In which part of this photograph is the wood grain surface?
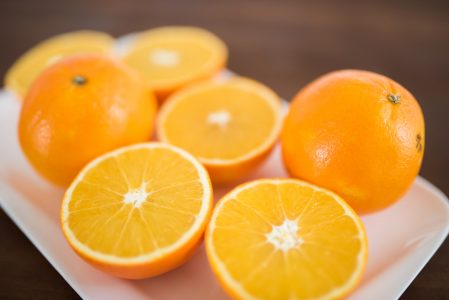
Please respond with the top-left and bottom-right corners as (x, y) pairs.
(0, 0), (448, 299)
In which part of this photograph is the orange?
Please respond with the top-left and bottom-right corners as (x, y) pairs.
(206, 179), (368, 299)
(123, 26), (228, 101)
(157, 77), (282, 184)
(281, 70), (425, 214)
(4, 30), (114, 98)
(61, 143), (212, 279)
(19, 54), (157, 187)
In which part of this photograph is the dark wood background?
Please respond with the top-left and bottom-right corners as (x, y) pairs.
(1, 0), (448, 299)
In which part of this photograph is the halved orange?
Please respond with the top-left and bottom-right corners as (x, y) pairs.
(5, 30), (114, 97)
(122, 26), (228, 101)
(61, 143), (212, 279)
(206, 179), (368, 299)
(157, 77), (282, 184)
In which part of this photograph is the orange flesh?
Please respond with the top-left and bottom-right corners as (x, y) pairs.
(159, 78), (280, 162)
(125, 41), (215, 85)
(123, 27), (227, 97)
(207, 180), (367, 299)
(64, 145), (208, 259)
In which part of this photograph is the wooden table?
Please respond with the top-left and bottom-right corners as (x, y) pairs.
(1, 0), (448, 299)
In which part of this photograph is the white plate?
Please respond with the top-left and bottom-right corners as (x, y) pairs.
(1, 81), (449, 300)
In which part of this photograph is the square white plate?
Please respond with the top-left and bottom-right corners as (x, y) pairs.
(1, 83), (448, 300)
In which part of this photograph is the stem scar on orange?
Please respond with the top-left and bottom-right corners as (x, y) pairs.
(18, 54), (158, 187)
(281, 69), (425, 214)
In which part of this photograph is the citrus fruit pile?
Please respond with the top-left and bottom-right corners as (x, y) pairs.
(6, 27), (424, 299)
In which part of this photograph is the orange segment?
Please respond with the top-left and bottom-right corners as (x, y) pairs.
(61, 143), (212, 279)
(157, 77), (282, 184)
(206, 179), (368, 299)
(123, 26), (228, 100)
(4, 31), (114, 97)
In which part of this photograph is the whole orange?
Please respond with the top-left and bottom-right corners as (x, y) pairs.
(19, 54), (157, 186)
(281, 70), (425, 214)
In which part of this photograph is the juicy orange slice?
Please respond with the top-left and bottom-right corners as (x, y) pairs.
(5, 30), (114, 97)
(206, 179), (368, 299)
(123, 26), (228, 100)
(157, 77), (282, 184)
(61, 143), (212, 279)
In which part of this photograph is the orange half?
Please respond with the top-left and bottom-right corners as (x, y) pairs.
(157, 77), (282, 184)
(123, 26), (228, 100)
(206, 179), (368, 299)
(61, 143), (213, 279)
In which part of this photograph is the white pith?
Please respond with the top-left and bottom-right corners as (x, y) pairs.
(207, 109), (231, 130)
(266, 219), (303, 252)
(150, 49), (180, 67)
(123, 182), (148, 208)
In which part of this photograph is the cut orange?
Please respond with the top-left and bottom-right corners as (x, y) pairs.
(206, 179), (368, 300)
(5, 30), (114, 98)
(61, 143), (212, 279)
(122, 26), (228, 101)
(157, 77), (282, 184)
